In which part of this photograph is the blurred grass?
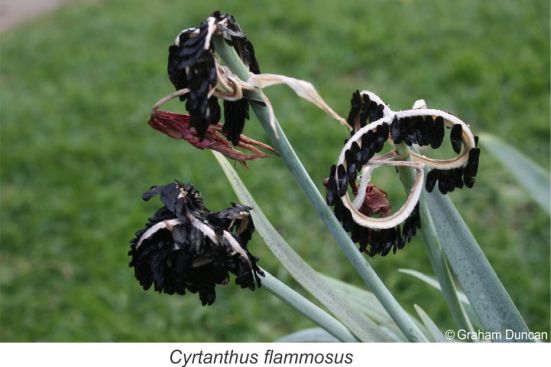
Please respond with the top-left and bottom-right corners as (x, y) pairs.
(0, 0), (549, 341)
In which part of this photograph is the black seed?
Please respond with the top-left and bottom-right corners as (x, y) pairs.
(464, 173), (475, 188)
(445, 171), (457, 193)
(453, 168), (464, 189)
(360, 94), (371, 127)
(390, 116), (402, 143)
(342, 207), (354, 232)
(395, 226), (406, 249)
(347, 90), (362, 130)
(464, 148), (480, 188)
(351, 223), (362, 243)
(415, 116), (428, 146)
(379, 122), (390, 141)
(361, 133), (375, 163)
(344, 149), (357, 184)
(431, 116), (445, 149)
(450, 124), (463, 154)
(325, 165), (337, 206)
(359, 227), (370, 252)
(241, 40), (261, 74)
(403, 117), (418, 146)
(351, 142), (362, 165)
(223, 99), (249, 145)
(425, 169), (439, 192)
(337, 164), (348, 197)
(333, 198), (344, 221)
(380, 240), (394, 256)
(438, 175), (448, 194)
(348, 162), (357, 185)
(345, 149), (355, 167)
(413, 203), (421, 229)
(380, 229), (397, 256)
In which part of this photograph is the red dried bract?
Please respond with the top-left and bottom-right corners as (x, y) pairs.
(148, 110), (277, 166)
(357, 184), (392, 217)
(322, 179), (392, 217)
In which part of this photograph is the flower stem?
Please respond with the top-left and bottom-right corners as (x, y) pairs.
(395, 144), (474, 332)
(260, 269), (358, 342)
(213, 37), (427, 342)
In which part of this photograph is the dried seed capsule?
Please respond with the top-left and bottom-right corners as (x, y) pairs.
(129, 181), (262, 305)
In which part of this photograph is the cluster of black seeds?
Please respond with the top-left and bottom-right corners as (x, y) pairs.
(390, 114), (481, 194)
(390, 115), (445, 149)
(129, 181), (262, 306)
(334, 195), (421, 256)
(425, 147), (480, 194)
(167, 11), (260, 144)
(347, 90), (386, 133)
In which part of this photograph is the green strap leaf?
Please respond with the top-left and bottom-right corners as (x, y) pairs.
(399, 268), (483, 329)
(479, 133), (550, 214)
(413, 304), (448, 342)
(399, 269), (469, 304)
(425, 191), (531, 340)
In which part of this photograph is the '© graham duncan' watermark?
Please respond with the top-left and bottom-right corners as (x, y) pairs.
(445, 329), (548, 342)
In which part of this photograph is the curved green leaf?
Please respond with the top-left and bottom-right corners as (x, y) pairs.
(479, 133), (550, 214)
(399, 269), (469, 304)
(413, 304), (448, 342)
(399, 268), (483, 329)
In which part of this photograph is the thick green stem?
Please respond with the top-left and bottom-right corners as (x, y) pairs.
(213, 37), (427, 342)
(261, 270), (357, 342)
(395, 144), (473, 332)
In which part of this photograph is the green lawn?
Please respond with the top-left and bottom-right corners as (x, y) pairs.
(1, 0), (549, 341)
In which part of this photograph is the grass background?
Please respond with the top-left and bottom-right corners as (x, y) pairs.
(1, 0), (549, 341)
